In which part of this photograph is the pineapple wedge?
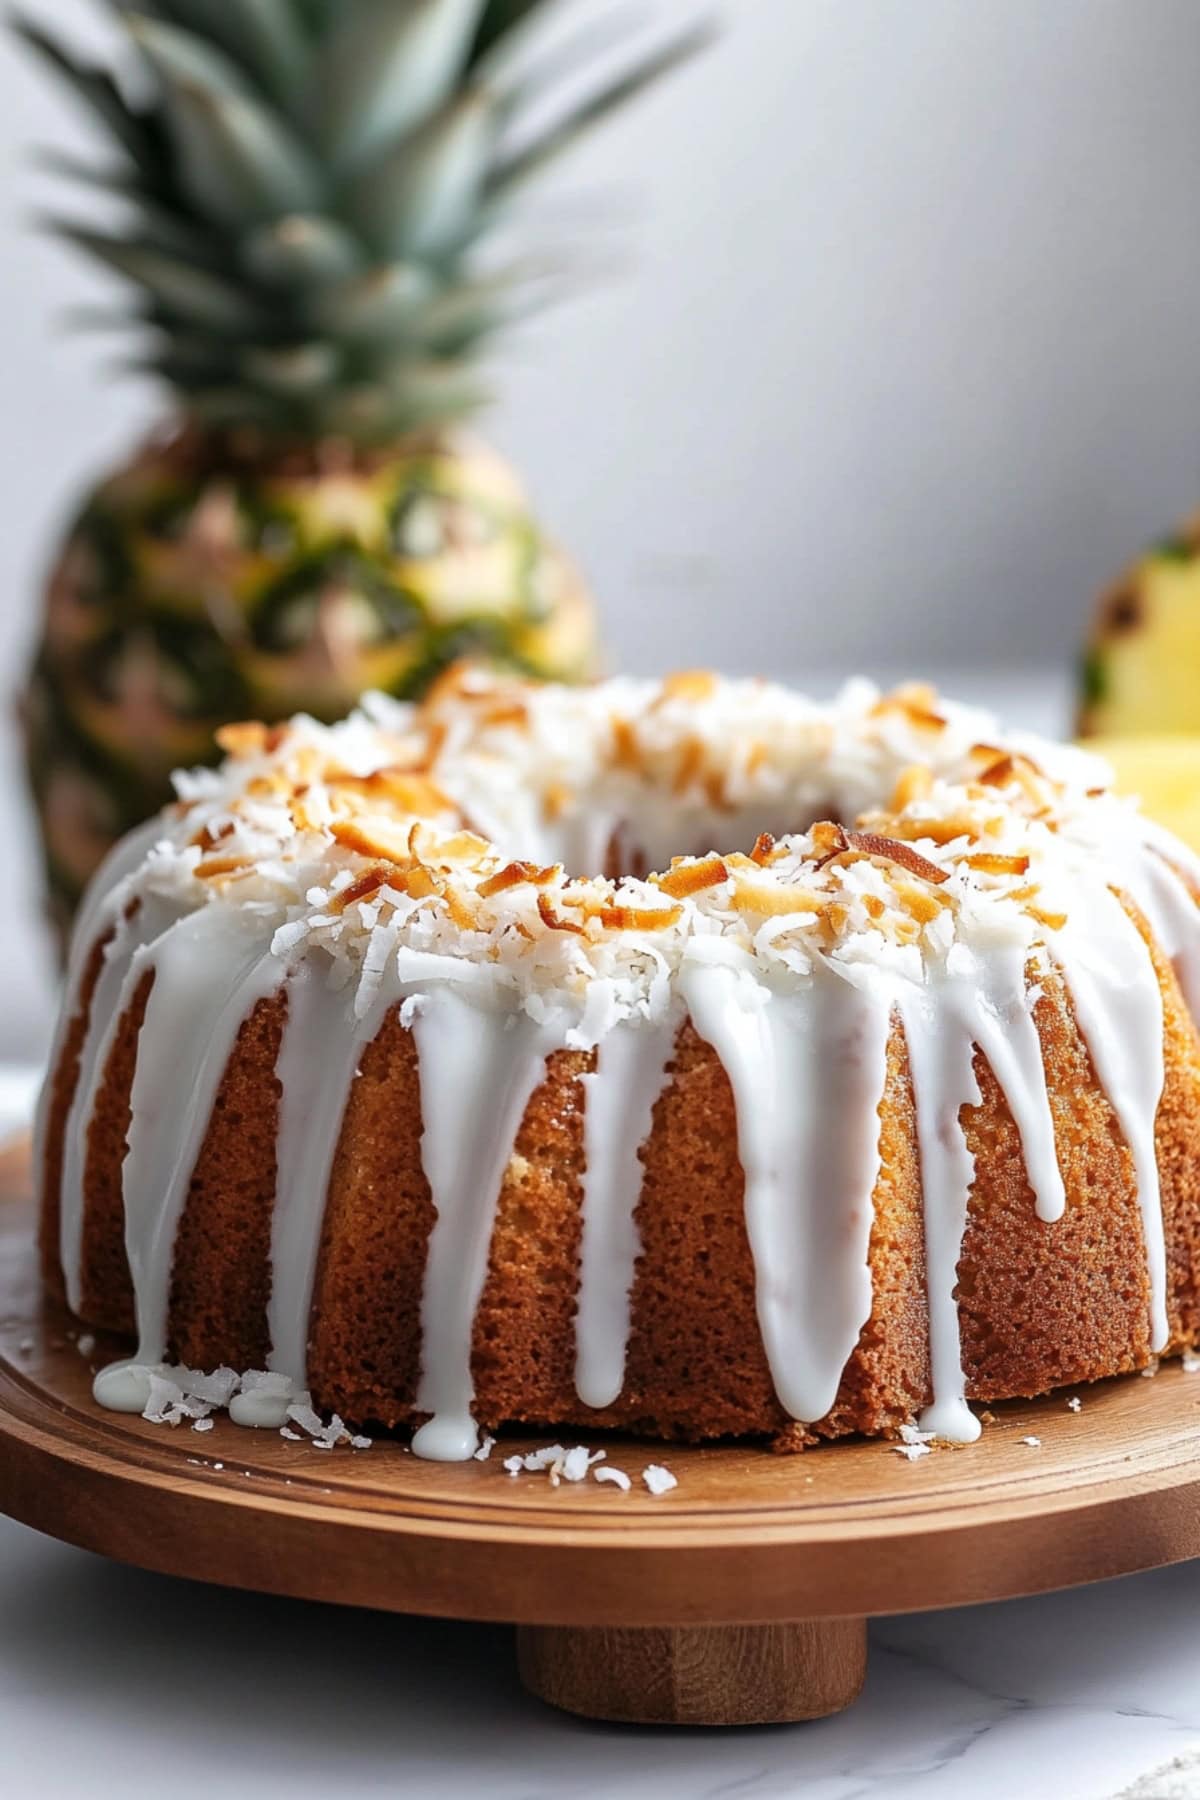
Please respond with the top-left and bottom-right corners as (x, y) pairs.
(1080, 526), (1200, 736)
(1082, 735), (1200, 855)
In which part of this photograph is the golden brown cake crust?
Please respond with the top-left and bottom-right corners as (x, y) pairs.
(167, 992), (287, 1373)
(77, 969), (151, 1334)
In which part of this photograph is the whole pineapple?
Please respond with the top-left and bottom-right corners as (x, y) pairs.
(19, 1), (707, 937)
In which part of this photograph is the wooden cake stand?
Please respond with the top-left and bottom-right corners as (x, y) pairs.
(3, 1145), (1200, 1728)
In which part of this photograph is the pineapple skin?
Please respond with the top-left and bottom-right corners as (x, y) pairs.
(1079, 520), (1200, 736)
(25, 425), (597, 937)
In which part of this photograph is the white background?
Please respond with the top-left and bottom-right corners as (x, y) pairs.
(2, 0), (1200, 1047)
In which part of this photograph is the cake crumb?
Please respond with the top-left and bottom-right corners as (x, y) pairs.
(643, 1464), (677, 1496)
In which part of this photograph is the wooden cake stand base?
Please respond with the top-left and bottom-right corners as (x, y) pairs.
(4, 1150), (1200, 1727)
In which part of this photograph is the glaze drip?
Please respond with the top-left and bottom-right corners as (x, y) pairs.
(264, 957), (396, 1404)
(575, 1010), (680, 1411)
(1050, 885), (1169, 1353)
(410, 989), (563, 1460)
(681, 950), (890, 1427)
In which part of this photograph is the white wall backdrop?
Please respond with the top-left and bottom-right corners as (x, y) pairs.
(1, 0), (1200, 1047)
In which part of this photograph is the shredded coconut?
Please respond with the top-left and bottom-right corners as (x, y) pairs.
(117, 669), (1137, 1046)
(1019, 1435), (1042, 1447)
(642, 1464), (677, 1495)
(594, 1466), (632, 1492)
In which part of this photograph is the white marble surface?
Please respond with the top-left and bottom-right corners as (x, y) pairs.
(1, 1510), (1199, 1800)
(4, 663), (1199, 1800)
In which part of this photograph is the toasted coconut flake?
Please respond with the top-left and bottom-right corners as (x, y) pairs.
(192, 819), (235, 851)
(1027, 903), (1068, 931)
(611, 716), (640, 771)
(871, 684), (947, 729)
(892, 813), (984, 848)
(442, 884), (476, 931)
(657, 669), (718, 705)
(895, 881), (949, 923)
(330, 863), (398, 913)
(672, 737), (705, 795)
(194, 855), (250, 881)
(655, 856), (729, 899)
(478, 860), (559, 899)
(430, 831), (493, 867)
(399, 864), (438, 901)
(892, 764), (934, 810)
(537, 893), (587, 935)
(480, 700), (529, 730)
(833, 828), (951, 887)
(750, 832), (777, 865)
(596, 901), (684, 932)
(731, 880), (823, 919)
(216, 720), (275, 758)
(966, 851), (1031, 876)
(543, 781), (573, 821)
(330, 818), (411, 865)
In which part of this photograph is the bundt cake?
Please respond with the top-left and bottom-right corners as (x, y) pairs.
(34, 669), (1200, 1460)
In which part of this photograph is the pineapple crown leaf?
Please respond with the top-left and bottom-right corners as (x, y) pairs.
(18, 0), (714, 445)
(320, 0), (490, 173)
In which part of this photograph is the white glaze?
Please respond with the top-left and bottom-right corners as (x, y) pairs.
(1050, 884), (1169, 1353)
(896, 980), (984, 1443)
(410, 988), (563, 1460)
(58, 890), (179, 1313)
(264, 955), (395, 1404)
(33, 814), (170, 1281)
(680, 950), (890, 1427)
(1126, 826), (1200, 1022)
(575, 1010), (680, 1410)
